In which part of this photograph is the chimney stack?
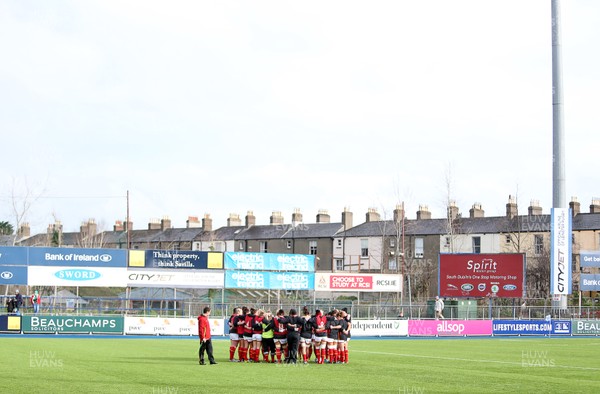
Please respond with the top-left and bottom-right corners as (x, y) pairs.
(124, 219), (133, 231)
(506, 195), (518, 218)
(186, 216), (201, 228)
(316, 209), (330, 223)
(148, 218), (161, 230)
(17, 223), (30, 239)
(366, 208), (380, 223)
(528, 200), (542, 216)
(447, 200), (460, 221)
(393, 204), (405, 223)
(569, 197), (580, 216)
(113, 220), (124, 232)
(202, 214), (213, 232)
(291, 208), (303, 225)
(80, 219), (97, 238)
(469, 203), (484, 218)
(227, 213), (242, 227)
(245, 211), (256, 227)
(161, 216), (172, 231)
(416, 205), (431, 220)
(270, 211), (284, 225)
(342, 208), (353, 230)
(590, 198), (600, 214)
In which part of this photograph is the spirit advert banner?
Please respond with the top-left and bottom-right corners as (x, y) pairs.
(439, 253), (525, 298)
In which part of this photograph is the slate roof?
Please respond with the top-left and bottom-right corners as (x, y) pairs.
(334, 213), (598, 238)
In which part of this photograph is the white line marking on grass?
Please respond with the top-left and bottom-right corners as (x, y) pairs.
(353, 350), (600, 371)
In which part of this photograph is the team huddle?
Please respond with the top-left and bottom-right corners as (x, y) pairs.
(228, 306), (352, 364)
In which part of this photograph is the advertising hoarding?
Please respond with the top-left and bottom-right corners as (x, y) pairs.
(351, 320), (408, 336)
(0, 246), (28, 266)
(314, 273), (402, 292)
(0, 265), (27, 285)
(491, 320), (571, 335)
(408, 320), (492, 336)
(439, 253), (525, 298)
(28, 266), (128, 287)
(551, 208), (572, 295)
(126, 269), (224, 288)
(580, 251), (600, 268)
(580, 274), (600, 291)
(128, 250), (223, 269)
(224, 252), (315, 272)
(572, 320), (600, 335)
(123, 317), (224, 336)
(225, 271), (314, 290)
(28, 247), (126, 267)
(22, 315), (124, 334)
(0, 315), (21, 333)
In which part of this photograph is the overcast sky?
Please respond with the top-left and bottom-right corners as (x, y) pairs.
(1, 0), (598, 234)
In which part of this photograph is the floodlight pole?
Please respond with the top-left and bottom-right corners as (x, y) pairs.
(551, 0), (567, 310)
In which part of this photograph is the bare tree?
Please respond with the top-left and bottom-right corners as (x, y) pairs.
(7, 177), (46, 245)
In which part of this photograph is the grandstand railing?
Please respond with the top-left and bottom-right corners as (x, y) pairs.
(3, 295), (599, 320)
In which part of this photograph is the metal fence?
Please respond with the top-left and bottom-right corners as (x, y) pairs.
(3, 295), (600, 320)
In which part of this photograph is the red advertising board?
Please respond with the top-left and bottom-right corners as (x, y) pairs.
(330, 275), (373, 290)
(439, 253), (525, 298)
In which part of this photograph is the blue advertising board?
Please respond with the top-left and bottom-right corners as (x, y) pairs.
(224, 252), (315, 272)
(270, 272), (314, 290)
(225, 270), (268, 289)
(580, 251), (600, 268)
(551, 320), (571, 335)
(225, 270), (315, 290)
(580, 274), (600, 291)
(130, 250), (222, 269)
(492, 320), (552, 335)
(28, 247), (126, 267)
(0, 246), (28, 266)
(0, 266), (28, 285)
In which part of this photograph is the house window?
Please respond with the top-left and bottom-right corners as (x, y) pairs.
(505, 234), (511, 244)
(260, 241), (268, 253)
(389, 258), (397, 271)
(389, 238), (396, 248)
(361, 239), (369, 257)
(534, 235), (544, 255)
(415, 237), (424, 258)
(445, 236), (451, 247)
(286, 240), (292, 249)
(335, 259), (344, 271)
(309, 240), (317, 255)
(472, 236), (481, 254)
(238, 241), (244, 250)
(336, 239), (342, 248)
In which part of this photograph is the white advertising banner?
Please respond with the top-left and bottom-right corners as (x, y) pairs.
(551, 208), (572, 295)
(315, 273), (402, 292)
(124, 317), (225, 336)
(127, 269), (225, 288)
(351, 319), (408, 336)
(27, 266), (127, 287)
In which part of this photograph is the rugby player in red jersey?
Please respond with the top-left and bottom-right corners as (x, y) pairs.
(341, 307), (352, 363)
(312, 309), (328, 364)
(272, 309), (288, 363)
(337, 311), (349, 363)
(299, 307), (314, 364)
(235, 306), (248, 361)
(325, 311), (342, 363)
(243, 308), (257, 362)
(251, 309), (264, 362)
(228, 307), (241, 362)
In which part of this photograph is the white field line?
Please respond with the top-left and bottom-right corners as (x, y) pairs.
(352, 350), (600, 371)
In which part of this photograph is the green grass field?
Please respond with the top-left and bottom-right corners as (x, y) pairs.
(3, 336), (600, 393)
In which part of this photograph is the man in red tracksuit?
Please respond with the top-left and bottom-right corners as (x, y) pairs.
(198, 306), (217, 365)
